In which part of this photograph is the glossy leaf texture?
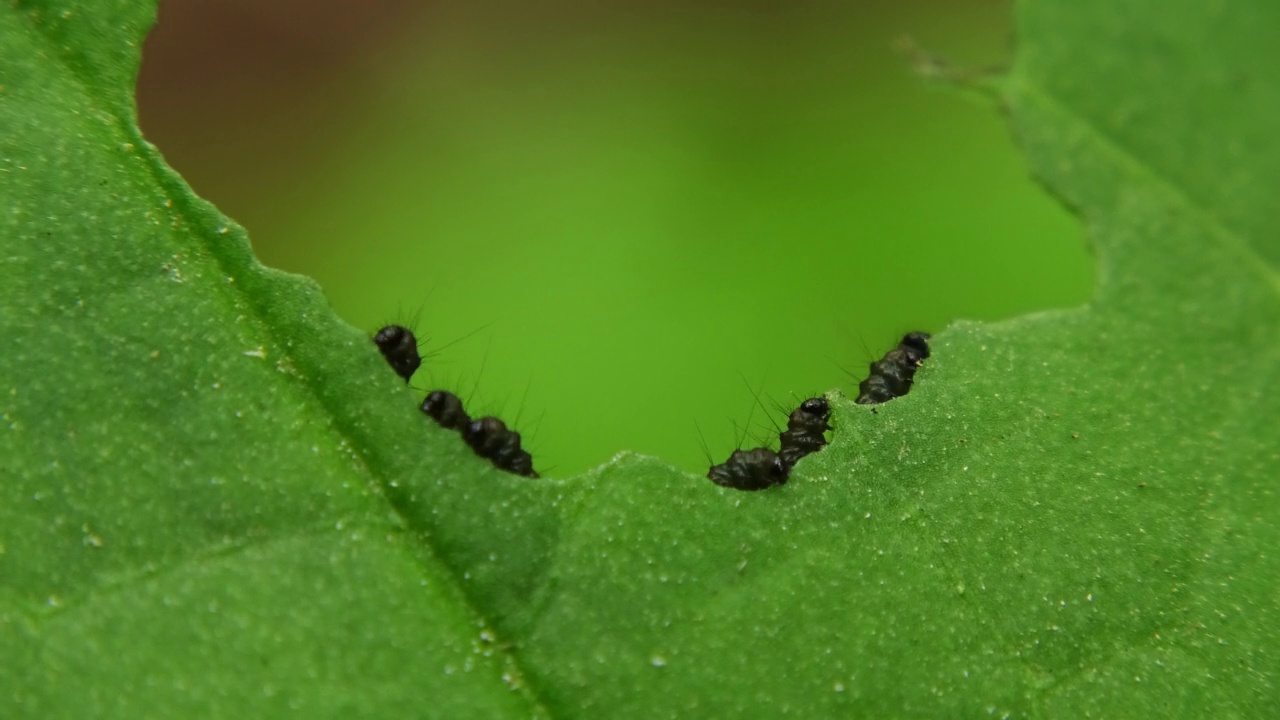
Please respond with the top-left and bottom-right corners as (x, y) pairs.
(2, 0), (1277, 717)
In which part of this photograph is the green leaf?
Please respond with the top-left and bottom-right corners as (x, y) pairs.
(3, 0), (1277, 717)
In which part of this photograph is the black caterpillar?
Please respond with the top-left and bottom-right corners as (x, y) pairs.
(706, 395), (831, 491)
(420, 389), (538, 478)
(373, 321), (491, 384)
(778, 397), (831, 468)
(856, 331), (930, 404)
(462, 415), (538, 478)
(421, 389), (470, 432)
(373, 325), (421, 383)
(708, 447), (787, 490)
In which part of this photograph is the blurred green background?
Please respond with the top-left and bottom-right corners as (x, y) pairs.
(136, 0), (1090, 476)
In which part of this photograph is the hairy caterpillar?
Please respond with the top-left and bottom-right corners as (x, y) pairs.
(707, 446), (788, 491)
(421, 389), (470, 432)
(462, 415), (539, 478)
(778, 397), (830, 469)
(419, 389), (538, 478)
(704, 395), (830, 490)
(372, 324), (421, 383)
(856, 331), (930, 404)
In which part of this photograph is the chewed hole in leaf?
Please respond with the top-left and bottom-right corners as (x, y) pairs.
(137, 2), (1090, 475)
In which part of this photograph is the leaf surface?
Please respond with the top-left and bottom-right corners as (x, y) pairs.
(2, 0), (1277, 716)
